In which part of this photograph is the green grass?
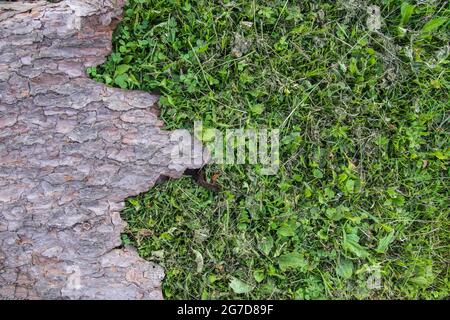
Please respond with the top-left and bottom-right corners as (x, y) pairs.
(89, 0), (449, 299)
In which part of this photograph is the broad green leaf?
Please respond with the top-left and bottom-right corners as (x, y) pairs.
(335, 258), (354, 279)
(258, 236), (273, 255)
(208, 274), (218, 283)
(313, 169), (323, 179)
(342, 232), (369, 258)
(400, 2), (414, 25)
(114, 74), (128, 89)
(421, 17), (448, 34)
(409, 265), (434, 288)
(253, 270), (265, 283)
(229, 278), (253, 294)
(201, 129), (216, 142)
(115, 64), (131, 75)
(326, 208), (343, 221)
(128, 198), (141, 212)
(251, 104), (265, 115)
(409, 276), (433, 287)
(278, 252), (307, 271)
(376, 231), (395, 253)
(277, 224), (296, 237)
(345, 179), (355, 193)
(104, 74), (112, 85)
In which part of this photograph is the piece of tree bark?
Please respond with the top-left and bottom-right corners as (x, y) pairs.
(0, 0), (203, 299)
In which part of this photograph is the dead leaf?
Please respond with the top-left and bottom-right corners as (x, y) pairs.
(138, 229), (153, 237)
(211, 172), (221, 183)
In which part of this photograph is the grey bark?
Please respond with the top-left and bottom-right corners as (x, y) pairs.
(0, 0), (202, 299)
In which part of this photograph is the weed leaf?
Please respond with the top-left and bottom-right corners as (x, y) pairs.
(229, 278), (253, 294)
(278, 252), (307, 271)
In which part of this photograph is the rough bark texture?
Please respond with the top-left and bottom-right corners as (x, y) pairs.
(0, 0), (202, 299)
